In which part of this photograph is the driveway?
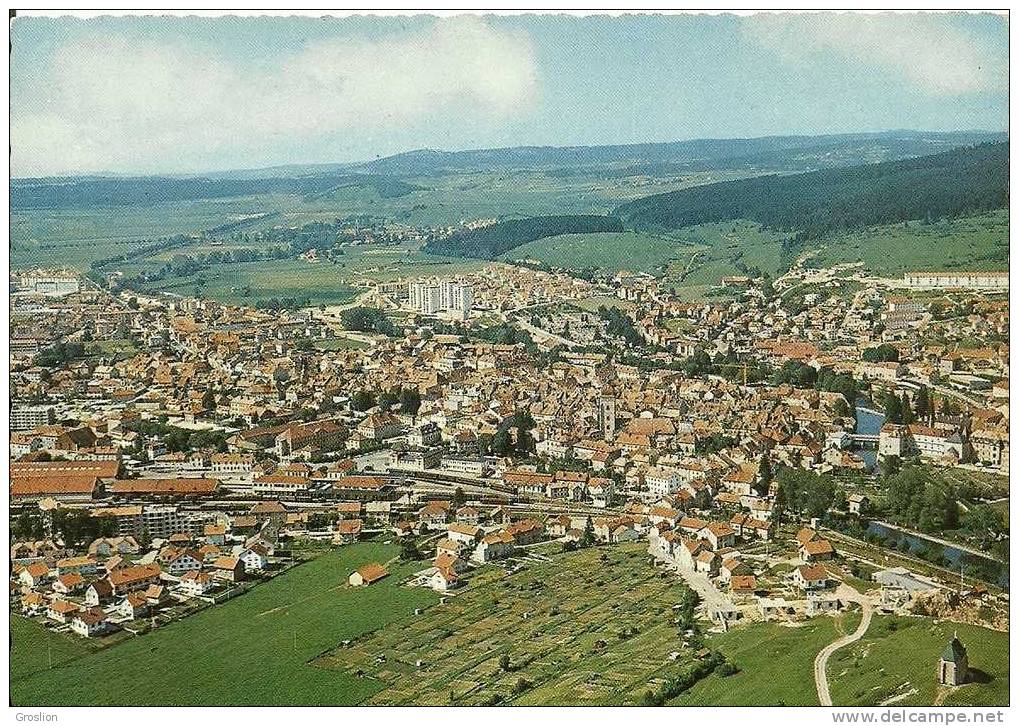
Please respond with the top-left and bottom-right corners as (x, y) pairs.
(814, 584), (874, 706)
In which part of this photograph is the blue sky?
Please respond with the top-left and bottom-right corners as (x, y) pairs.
(10, 12), (1008, 177)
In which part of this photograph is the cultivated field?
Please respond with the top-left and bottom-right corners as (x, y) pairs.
(10, 543), (437, 706)
(314, 544), (713, 705)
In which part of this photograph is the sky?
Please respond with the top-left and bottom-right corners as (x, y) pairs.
(9, 12), (1009, 178)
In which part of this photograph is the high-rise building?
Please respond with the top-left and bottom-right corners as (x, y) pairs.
(407, 279), (473, 319)
(11, 405), (56, 432)
(598, 397), (616, 441)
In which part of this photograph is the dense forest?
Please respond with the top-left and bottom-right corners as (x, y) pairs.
(615, 142), (1009, 238)
(425, 214), (623, 259)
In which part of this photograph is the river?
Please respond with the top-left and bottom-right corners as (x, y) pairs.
(853, 404), (1008, 588)
(854, 404), (885, 470)
(866, 521), (1009, 589)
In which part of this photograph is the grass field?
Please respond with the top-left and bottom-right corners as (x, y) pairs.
(128, 243), (489, 306)
(671, 614), (861, 706)
(807, 211), (1008, 275)
(10, 617), (92, 683)
(828, 616), (1009, 707)
(10, 195), (296, 270)
(10, 543), (438, 706)
(665, 220), (791, 285)
(499, 219), (789, 295)
(134, 259), (361, 305)
(501, 231), (694, 274)
(314, 337), (371, 351)
(315, 544), (706, 705)
(571, 294), (637, 313)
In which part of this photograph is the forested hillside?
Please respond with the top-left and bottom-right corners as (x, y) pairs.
(615, 142), (1008, 238)
(362, 131), (1005, 176)
(11, 173), (419, 209)
(425, 215), (623, 259)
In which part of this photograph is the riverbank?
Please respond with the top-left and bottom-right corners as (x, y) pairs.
(873, 520), (993, 560)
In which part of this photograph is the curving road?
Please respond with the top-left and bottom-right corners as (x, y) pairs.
(814, 587), (873, 706)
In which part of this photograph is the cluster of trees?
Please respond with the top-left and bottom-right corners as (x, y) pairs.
(862, 344), (900, 363)
(12, 510), (47, 541)
(770, 361), (858, 417)
(350, 390), (376, 412)
(425, 214), (624, 259)
(50, 508), (118, 548)
(34, 341), (87, 368)
(883, 386), (939, 425)
(340, 307), (399, 336)
(478, 410), (537, 457)
(400, 537), (422, 561)
(673, 587), (702, 632)
(678, 348), (772, 385)
(563, 517), (598, 551)
(960, 504), (1008, 552)
(695, 433), (738, 455)
(773, 468), (837, 523)
(475, 323), (536, 349)
(254, 297), (313, 312)
(597, 306), (644, 347)
(881, 465), (959, 532)
(127, 419), (228, 453)
(617, 142), (1008, 239)
(640, 650), (733, 706)
(350, 386), (421, 415)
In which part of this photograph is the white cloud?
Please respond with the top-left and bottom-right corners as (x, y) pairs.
(11, 16), (539, 176)
(742, 13), (1006, 96)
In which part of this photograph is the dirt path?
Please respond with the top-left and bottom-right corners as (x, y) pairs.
(814, 587), (874, 706)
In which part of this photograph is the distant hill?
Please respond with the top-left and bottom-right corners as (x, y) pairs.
(425, 215), (623, 260)
(360, 131), (1006, 176)
(10, 173), (419, 210)
(615, 142), (1009, 238)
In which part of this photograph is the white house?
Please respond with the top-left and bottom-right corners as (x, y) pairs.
(70, 609), (110, 638)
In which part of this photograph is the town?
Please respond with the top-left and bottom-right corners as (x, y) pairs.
(8, 10), (1010, 711)
(9, 247), (1010, 706)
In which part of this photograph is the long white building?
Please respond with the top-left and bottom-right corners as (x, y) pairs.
(15, 270), (81, 296)
(902, 271), (1008, 290)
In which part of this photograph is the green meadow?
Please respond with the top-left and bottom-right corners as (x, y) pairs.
(808, 211), (1008, 275)
(129, 244), (489, 306)
(828, 616), (1009, 707)
(10, 543), (438, 706)
(671, 614), (861, 706)
(501, 230), (695, 274)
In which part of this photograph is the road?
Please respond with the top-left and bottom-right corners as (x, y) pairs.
(515, 318), (580, 349)
(655, 555), (734, 614)
(814, 585), (873, 706)
(312, 288), (377, 322)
